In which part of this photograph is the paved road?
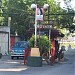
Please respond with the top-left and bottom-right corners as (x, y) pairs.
(0, 49), (75, 75)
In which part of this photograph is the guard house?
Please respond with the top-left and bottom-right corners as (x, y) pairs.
(25, 24), (63, 40)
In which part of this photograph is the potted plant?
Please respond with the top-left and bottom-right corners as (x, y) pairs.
(27, 35), (51, 67)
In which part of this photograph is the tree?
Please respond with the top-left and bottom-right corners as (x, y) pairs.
(0, 0), (75, 40)
(0, 0), (32, 39)
(55, 0), (75, 33)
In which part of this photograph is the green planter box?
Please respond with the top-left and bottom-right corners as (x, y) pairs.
(27, 56), (42, 67)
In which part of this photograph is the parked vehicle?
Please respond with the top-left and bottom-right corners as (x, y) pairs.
(11, 41), (29, 59)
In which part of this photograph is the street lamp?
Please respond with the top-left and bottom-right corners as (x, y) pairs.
(31, 4), (49, 47)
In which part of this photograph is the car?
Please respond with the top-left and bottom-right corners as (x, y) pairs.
(11, 41), (29, 59)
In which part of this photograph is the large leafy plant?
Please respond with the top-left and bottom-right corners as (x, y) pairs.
(29, 35), (51, 55)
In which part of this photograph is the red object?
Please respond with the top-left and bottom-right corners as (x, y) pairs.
(51, 48), (55, 56)
(50, 48), (55, 64)
(24, 48), (31, 65)
(51, 39), (55, 49)
(50, 39), (55, 64)
(10, 37), (15, 50)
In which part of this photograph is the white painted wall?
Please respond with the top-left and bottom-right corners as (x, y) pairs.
(0, 26), (10, 55)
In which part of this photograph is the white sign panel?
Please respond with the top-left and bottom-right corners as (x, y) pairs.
(36, 8), (44, 21)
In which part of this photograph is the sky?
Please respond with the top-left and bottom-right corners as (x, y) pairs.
(55, 0), (75, 10)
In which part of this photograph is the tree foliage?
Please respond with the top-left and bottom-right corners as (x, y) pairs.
(0, 0), (75, 39)
(55, 0), (75, 33)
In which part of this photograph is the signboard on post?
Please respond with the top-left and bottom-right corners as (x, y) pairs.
(37, 25), (52, 29)
(36, 8), (44, 21)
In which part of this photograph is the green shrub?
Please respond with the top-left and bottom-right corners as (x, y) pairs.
(29, 35), (51, 55)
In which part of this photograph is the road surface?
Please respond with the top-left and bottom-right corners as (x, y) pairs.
(0, 49), (75, 75)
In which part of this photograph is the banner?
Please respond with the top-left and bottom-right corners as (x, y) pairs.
(36, 7), (44, 21)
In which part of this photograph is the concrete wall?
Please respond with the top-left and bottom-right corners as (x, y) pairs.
(0, 26), (10, 55)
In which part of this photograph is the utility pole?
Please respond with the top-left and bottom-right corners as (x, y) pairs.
(48, 5), (51, 40)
